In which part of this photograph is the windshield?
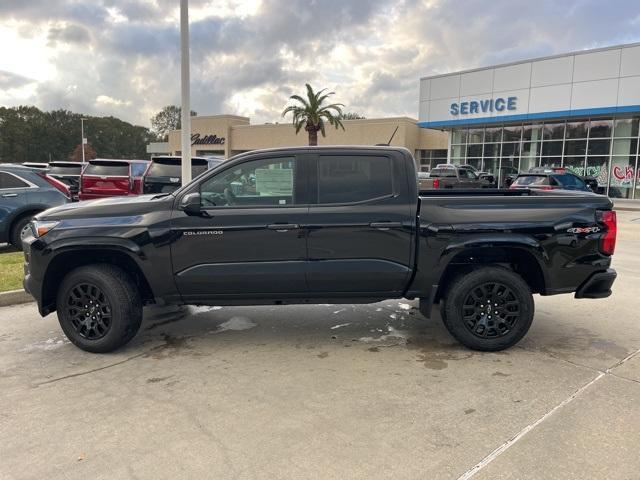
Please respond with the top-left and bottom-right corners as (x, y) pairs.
(84, 162), (130, 176)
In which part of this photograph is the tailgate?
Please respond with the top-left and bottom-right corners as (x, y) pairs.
(81, 176), (130, 196)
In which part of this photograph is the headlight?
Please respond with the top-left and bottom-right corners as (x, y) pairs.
(31, 220), (60, 238)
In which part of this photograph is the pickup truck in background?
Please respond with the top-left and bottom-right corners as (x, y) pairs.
(422, 164), (493, 189)
(22, 146), (617, 353)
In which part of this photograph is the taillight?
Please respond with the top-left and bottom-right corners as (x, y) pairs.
(433, 178), (440, 189)
(38, 173), (71, 199)
(538, 185), (554, 191)
(598, 210), (617, 255)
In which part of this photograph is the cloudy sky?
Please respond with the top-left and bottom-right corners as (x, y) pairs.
(1, 0), (639, 127)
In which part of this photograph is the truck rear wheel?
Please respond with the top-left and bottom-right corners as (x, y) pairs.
(56, 264), (142, 353)
(441, 266), (534, 351)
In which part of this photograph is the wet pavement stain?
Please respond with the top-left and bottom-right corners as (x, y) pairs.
(367, 347), (380, 352)
(464, 408), (476, 415)
(317, 352), (329, 359)
(406, 333), (475, 370)
(145, 334), (205, 359)
(492, 371), (510, 377)
(147, 376), (172, 383)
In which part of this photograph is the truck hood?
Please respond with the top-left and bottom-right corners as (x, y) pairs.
(36, 194), (174, 220)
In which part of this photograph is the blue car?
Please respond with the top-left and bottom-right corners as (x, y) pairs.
(0, 164), (71, 250)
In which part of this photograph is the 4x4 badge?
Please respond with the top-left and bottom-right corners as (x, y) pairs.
(567, 227), (600, 234)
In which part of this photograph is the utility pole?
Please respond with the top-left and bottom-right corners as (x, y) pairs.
(80, 118), (87, 163)
(180, 0), (192, 185)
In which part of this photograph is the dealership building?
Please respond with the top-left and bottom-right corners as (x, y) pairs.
(147, 115), (449, 170)
(418, 42), (640, 198)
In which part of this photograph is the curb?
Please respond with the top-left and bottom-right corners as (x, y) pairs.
(0, 289), (33, 308)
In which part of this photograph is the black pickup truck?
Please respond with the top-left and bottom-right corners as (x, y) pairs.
(22, 146), (617, 353)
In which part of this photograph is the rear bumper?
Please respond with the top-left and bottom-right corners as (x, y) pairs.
(575, 269), (617, 299)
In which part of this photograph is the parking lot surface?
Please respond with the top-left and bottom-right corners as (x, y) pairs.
(1, 212), (639, 479)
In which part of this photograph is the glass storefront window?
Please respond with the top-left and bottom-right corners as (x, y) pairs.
(543, 122), (565, 140)
(542, 140), (563, 156)
(501, 142), (520, 157)
(521, 141), (539, 158)
(585, 156), (609, 187)
(589, 119), (613, 138)
(523, 125), (542, 141)
(565, 121), (589, 139)
(468, 128), (484, 143)
(608, 156), (635, 198)
(482, 158), (499, 174)
(614, 118), (639, 138)
(466, 158), (482, 170)
(502, 125), (522, 142)
(483, 143), (500, 157)
(563, 157), (586, 176)
(519, 156), (538, 172)
(541, 157), (562, 167)
(452, 129), (468, 144)
(467, 144), (482, 157)
(485, 127), (502, 143)
(451, 144), (466, 158)
(587, 139), (611, 155)
(564, 140), (587, 156)
(612, 138), (638, 156)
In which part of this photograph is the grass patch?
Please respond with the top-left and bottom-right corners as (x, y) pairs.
(0, 251), (24, 292)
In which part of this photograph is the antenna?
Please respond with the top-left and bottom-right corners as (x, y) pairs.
(387, 126), (399, 145)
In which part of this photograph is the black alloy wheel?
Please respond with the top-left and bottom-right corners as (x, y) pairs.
(66, 282), (113, 340)
(461, 282), (520, 339)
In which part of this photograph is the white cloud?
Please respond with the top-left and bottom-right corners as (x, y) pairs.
(0, 0), (639, 127)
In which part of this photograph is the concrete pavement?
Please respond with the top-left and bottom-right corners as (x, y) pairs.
(0, 211), (639, 479)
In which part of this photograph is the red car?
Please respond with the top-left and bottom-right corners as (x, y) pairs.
(79, 159), (149, 200)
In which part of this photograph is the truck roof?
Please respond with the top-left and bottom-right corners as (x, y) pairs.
(230, 145), (412, 161)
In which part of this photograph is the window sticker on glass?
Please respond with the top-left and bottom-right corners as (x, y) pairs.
(255, 168), (293, 196)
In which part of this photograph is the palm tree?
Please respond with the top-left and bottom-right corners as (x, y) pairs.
(282, 84), (345, 146)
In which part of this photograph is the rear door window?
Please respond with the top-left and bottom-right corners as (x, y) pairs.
(0, 171), (29, 189)
(317, 155), (393, 204)
(553, 174), (586, 190)
(147, 158), (208, 177)
(84, 162), (130, 176)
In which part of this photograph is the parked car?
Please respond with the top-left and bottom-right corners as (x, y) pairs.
(511, 169), (592, 192)
(422, 164), (492, 189)
(528, 166), (603, 193)
(23, 146), (616, 353)
(0, 164), (70, 250)
(438, 163), (495, 185)
(22, 162), (49, 170)
(79, 159), (148, 200)
(142, 156), (224, 194)
(47, 161), (84, 200)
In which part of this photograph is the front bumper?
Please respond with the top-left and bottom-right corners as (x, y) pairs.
(575, 268), (617, 299)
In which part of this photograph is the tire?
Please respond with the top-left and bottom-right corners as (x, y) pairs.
(56, 264), (143, 353)
(10, 215), (33, 250)
(441, 266), (534, 351)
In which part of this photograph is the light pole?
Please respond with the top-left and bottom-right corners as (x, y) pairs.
(80, 117), (88, 163)
(180, 0), (192, 185)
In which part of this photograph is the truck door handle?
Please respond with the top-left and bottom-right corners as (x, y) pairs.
(2, 193), (18, 198)
(369, 222), (402, 230)
(267, 223), (299, 232)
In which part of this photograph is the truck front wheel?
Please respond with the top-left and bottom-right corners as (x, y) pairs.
(441, 266), (534, 351)
(56, 264), (143, 353)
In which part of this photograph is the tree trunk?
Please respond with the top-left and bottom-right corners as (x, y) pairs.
(308, 128), (318, 146)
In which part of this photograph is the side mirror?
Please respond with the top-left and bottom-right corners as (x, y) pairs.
(179, 192), (201, 214)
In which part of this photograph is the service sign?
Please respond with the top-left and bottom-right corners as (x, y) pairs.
(450, 96), (518, 116)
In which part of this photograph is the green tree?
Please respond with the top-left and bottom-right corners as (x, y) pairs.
(150, 105), (197, 140)
(282, 84), (345, 146)
(339, 112), (365, 120)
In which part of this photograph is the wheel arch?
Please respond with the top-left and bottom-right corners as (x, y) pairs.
(434, 245), (546, 304)
(41, 247), (155, 315)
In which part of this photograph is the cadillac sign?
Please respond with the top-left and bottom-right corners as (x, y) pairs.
(191, 133), (225, 145)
